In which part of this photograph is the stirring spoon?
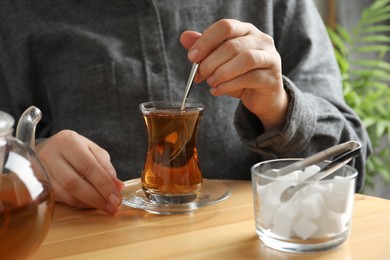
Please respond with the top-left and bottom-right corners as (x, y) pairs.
(161, 63), (199, 165)
(181, 63), (199, 110)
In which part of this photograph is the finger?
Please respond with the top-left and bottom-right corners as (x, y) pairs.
(209, 69), (281, 97)
(196, 37), (251, 82)
(50, 177), (91, 209)
(199, 32), (276, 81)
(48, 154), (114, 213)
(188, 19), (256, 63)
(180, 31), (202, 50)
(87, 140), (116, 176)
(88, 141), (125, 191)
(61, 137), (122, 209)
(206, 49), (279, 87)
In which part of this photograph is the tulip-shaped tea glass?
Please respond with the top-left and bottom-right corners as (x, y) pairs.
(139, 101), (204, 204)
(251, 159), (357, 253)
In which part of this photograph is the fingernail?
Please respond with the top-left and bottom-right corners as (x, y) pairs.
(194, 74), (200, 83)
(188, 49), (199, 61)
(109, 193), (121, 206)
(117, 181), (125, 191)
(210, 88), (218, 96)
(106, 203), (118, 215)
(207, 76), (215, 86)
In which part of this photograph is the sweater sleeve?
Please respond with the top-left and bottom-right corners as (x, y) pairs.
(234, 0), (371, 192)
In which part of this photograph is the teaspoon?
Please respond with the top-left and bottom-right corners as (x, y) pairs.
(181, 63), (199, 110)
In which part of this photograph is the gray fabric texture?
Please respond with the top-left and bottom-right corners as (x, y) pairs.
(0, 0), (371, 191)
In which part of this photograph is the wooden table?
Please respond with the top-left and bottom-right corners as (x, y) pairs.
(32, 180), (390, 259)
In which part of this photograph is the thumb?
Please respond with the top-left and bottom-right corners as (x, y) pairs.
(180, 31), (202, 50)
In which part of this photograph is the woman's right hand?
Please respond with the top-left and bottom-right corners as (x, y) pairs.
(36, 130), (124, 215)
(180, 19), (287, 131)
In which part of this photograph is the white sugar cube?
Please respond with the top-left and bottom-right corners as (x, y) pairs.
(305, 165), (321, 174)
(272, 223), (293, 238)
(313, 211), (345, 238)
(297, 165), (321, 181)
(324, 192), (350, 214)
(270, 170), (299, 195)
(300, 193), (324, 219)
(293, 217), (318, 240)
(257, 184), (280, 227)
(332, 176), (354, 197)
(271, 196), (299, 238)
(279, 170), (300, 181)
(272, 203), (299, 232)
(290, 186), (309, 208)
(307, 183), (329, 194)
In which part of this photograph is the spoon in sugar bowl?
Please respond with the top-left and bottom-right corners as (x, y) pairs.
(270, 141), (362, 202)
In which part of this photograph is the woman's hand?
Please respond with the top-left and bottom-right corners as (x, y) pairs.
(180, 19), (289, 131)
(36, 130), (124, 215)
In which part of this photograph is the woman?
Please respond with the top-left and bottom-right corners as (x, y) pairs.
(0, 0), (371, 214)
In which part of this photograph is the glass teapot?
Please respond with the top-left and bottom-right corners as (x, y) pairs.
(0, 106), (55, 259)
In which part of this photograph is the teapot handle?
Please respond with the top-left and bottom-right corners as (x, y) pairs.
(15, 106), (42, 151)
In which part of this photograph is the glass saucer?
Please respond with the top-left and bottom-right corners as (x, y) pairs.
(121, 178), (231, 215)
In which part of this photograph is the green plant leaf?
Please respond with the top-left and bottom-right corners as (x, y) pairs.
(344, 91), (361, 107)
(361, 81), (389, 90)
(358, 35), (390, 43)
(366, 3), (390, 17)
(363, 117), (377, 128)
(361, 25), (390, 34)
(376, 121), (388, 137)
(379, 169), (390, 182)
(375, 103), (390, 116)
(371, 154), (384, 167)
(367, 4), (390, 16)
(362, 2), (390, 24)
(354, 45), (390, 52)
(327, 28), (349, 55)
(369, 0), (390, 10)
(334, 49), (350, 72)
(365, 13), (390, 25)
(336, 25), (352, 43)
(351, 59), (390, 71)
(351, 69), (390, 80)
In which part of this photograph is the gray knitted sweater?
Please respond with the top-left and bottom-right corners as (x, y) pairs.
(0, 0), (370, 190)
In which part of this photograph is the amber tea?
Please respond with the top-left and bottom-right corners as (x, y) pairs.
(140, 101), (204, 204)
(0, 173), (55, 259)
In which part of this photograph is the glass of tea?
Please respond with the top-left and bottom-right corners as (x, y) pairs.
(139, 101), (205, 204)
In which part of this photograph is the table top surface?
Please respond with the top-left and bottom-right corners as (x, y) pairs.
(32, 179), (390, 260)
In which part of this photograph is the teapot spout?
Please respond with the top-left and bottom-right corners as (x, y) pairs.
(15, 106), (42, 150)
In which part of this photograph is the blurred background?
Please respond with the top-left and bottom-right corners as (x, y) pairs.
(314, 0), (390, 199)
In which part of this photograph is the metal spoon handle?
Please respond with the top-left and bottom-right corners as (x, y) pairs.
(279, 141), (361, 202)
(276, 141), (361, 176)
(280, 156), (354, 202)
(181, 63), (199, 110)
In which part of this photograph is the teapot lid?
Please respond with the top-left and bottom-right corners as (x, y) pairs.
(0, 110), (15, 136)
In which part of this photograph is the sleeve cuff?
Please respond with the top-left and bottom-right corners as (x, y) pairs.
(234, 76), (317, 157)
